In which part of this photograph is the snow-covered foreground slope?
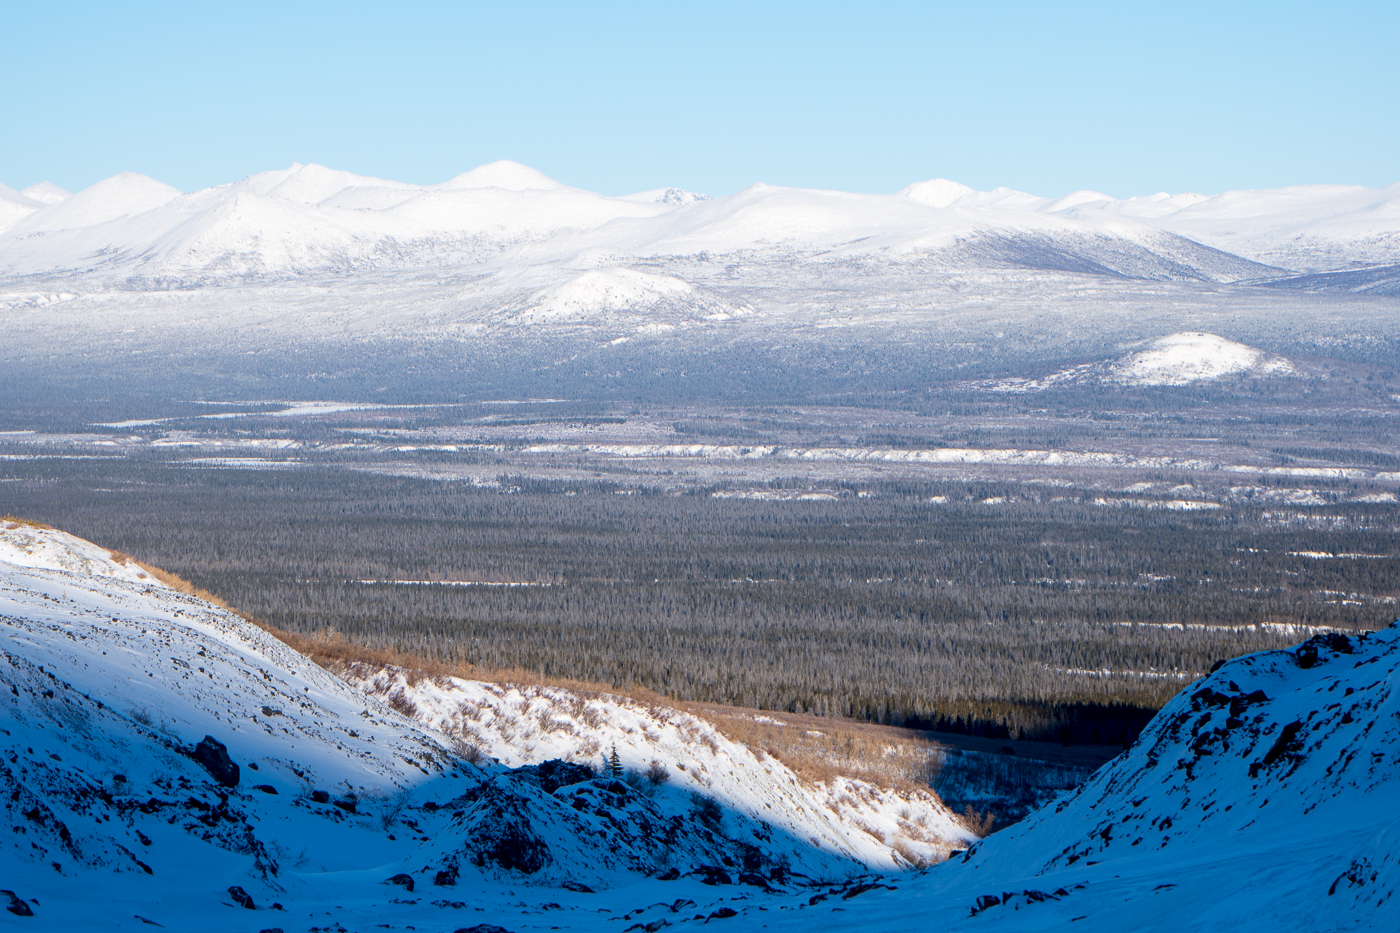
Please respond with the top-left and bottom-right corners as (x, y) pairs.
(2, 525), (1397, 930)
(344, 667), (968, 874)
(0, 522), (972, 929)
(799, 622), (1400, 932)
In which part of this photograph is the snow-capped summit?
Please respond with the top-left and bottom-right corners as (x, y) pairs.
(19, 181), (70, 205)
(439, 159), (566, 191)
(7, 170), (180, 234)
(618, 187), (712, 206)
(899, 178), (978, 208)
(265, 162), (418, 205)
(980, 332), (1297, 393)
(0, 183), (43, 233)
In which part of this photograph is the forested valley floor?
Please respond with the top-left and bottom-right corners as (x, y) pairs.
(5, 381), (1395, 748)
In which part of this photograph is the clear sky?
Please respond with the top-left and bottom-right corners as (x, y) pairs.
(4, 0), (1396, 198)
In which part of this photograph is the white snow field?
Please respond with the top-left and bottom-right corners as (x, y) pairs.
(0, 522), (974, 930)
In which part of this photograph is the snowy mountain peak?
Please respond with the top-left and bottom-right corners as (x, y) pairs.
(981, 332), (1297, 393)
(899, 178), (977, 208)
(440, 159), (565, 191)
(265, 162), (419, 204)
(20, 181), (71, 205)
(10, 170), (181, 234)
(619, 187), (713, 206)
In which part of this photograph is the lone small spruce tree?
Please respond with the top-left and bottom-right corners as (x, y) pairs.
(608, 745), (622, 778)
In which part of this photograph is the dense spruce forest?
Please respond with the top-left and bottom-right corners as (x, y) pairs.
(7, 451), (1394, 745)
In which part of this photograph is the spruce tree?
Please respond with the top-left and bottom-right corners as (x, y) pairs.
(608, 745), (622, 778)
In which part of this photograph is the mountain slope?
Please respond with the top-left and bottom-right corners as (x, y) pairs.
(0, 521), (971, 928)
(906, 176), (1400, 273)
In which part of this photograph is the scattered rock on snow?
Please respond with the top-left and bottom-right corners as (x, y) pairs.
(193, 736), (239, 787)
(693, 865), (732, 886)
(2, 890), (34, 916)
(383, 873), (415, 892)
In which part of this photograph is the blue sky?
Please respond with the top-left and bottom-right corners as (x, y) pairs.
(4, 0), (1396, 198)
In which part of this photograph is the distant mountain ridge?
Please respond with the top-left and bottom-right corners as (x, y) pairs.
(3, 162), (1392, 286)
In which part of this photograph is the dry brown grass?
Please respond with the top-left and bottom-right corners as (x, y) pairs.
(2, 515), (55, 530)
(690, 702), (947, 794)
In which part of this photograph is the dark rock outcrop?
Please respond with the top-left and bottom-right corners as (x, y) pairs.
(535, 759), (597, 794)
(193, 736), (239, 787)
(383, 873), (415, 892)
(2, 891), (33, 917)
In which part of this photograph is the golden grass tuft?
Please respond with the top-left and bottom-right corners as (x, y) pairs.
(2, 515), (55, 530)
(691, 702), (946, 795)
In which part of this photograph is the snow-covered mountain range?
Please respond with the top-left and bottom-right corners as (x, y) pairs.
(2, 521), (1397, 930)
(1, 161), (1396, 395)
(2, 161), (1393, 284)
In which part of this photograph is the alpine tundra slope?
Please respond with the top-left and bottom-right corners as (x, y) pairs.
(1, 521), (1396, 930)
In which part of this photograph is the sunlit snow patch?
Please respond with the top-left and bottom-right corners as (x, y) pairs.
(1108, 332), (1296, 386)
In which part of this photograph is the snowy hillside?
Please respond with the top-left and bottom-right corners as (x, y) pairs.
(982, 332), (1299, 392)
(0, 521), (973, 929)
(901, 176), (1400, 274)
(705, 621), (1400, 932)
(880, 621), (1400, 930)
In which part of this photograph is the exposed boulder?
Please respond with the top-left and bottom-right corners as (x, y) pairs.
(383, 873), (415, 892)
(193, 736), (239, 787)
(2, 891), (34, 917)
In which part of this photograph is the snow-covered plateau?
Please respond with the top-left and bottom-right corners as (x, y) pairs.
(2, 521), (1397, 930)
